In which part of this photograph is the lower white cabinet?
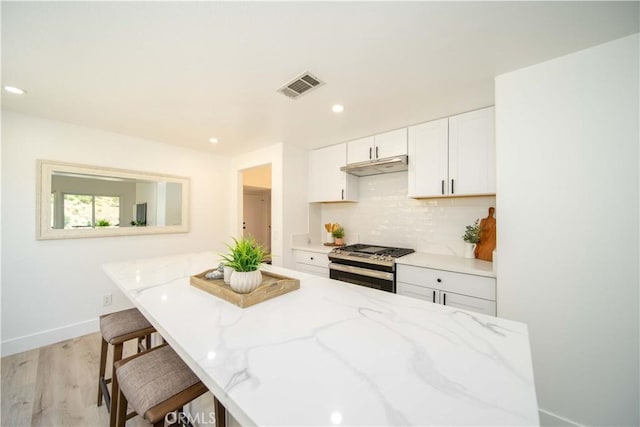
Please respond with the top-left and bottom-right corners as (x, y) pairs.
(293, 250), (329, 278)
(396, 264), (496, 316)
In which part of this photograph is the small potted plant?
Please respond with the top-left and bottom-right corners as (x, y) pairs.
(462, 219), (480, 258)
(332, 226), (345, 246)
(221, 237), (266, 293)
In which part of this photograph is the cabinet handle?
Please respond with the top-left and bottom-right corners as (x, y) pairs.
(369, 147), (372, 159)
(375, 146), (379, 159)
(341, 189), (344, 200)
(451, 179), (455, 194)
(443, 293), (447, 305)
(437, 278), (442, 283)
(310, 257), (314, 260)
(432, 290), (436, 302)
(441, 180), (445, 195)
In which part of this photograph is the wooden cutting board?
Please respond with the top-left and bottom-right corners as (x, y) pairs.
(475, 207), (496, 261)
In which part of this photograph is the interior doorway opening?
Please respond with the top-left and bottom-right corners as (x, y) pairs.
(241, 164), (272, 256)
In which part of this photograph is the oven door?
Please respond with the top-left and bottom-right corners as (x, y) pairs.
(329, 262), (395, 293)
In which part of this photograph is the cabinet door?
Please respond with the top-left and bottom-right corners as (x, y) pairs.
(397, 282), (439, 303)
(374, 128), (407, 159)
(293, 250), (329, 268)
(448, 107), (495, 196)
(441, 291), (496, 316)
(397, 264), (496, 301)
(308, 143), (358, 202)
(346, 136), (375, 164)
(408, 118), (449, 197)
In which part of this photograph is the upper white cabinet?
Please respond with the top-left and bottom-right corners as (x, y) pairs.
(408, 107), (495, 198)
(308, 143), (359, 203)
(347, 128), (407, 164)
(407, 118), (449, 197)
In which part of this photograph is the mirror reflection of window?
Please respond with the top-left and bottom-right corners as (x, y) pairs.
(61, 194), (120, 228)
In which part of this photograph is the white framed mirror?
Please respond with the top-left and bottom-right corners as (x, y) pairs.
(37, 160), (190, 240)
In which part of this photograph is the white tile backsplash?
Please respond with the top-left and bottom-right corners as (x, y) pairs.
(320, 172), (495, 257)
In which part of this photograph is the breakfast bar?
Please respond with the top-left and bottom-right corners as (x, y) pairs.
(103, 251), (539, 426)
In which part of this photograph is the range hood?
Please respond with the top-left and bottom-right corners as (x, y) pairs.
(340, 155), (409, 177)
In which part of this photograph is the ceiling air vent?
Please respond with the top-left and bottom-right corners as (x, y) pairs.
(277, 72), (324, 99)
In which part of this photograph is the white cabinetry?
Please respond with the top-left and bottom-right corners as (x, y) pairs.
(408, 107), (495, 198)
(396, 264), (496, 316)
(293, 250), (329, 277)
(347, 128), (407, 164)
(308, 143), (358, 202)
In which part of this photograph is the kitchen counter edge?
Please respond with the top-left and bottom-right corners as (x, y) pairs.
(396, 252), (496, 278)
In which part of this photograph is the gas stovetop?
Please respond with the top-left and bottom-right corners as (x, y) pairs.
(329, 244), (415, 267)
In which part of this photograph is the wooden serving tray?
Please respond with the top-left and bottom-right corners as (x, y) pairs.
(190, 269), (300, 308)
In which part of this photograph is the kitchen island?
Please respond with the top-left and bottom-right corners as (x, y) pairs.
(103, 251), (538, 426)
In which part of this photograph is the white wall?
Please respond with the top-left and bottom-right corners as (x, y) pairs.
(281, 144), (310, 268)
(495, 34), (639, 426)
(319, 171), (495, 256)
(230, 143), (309, 269)
(1, 111), (232, 356)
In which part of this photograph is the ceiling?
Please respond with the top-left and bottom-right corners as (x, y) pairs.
(2, 2), (638, 157)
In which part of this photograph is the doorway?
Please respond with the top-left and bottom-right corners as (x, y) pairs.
(241, 164), (271, 254)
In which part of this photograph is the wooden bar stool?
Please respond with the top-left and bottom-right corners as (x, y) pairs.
(114, 344), (209, 427)
(97, 308), (156, 427)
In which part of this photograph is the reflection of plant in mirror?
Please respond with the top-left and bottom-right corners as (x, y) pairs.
(130, 220), (147, 227)
(96, 219), (111, 227)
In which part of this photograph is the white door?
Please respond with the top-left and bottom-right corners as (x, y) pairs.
(408, 118), (449, 197)
(308, 143), (357, 202)
(396, 282), (439, 303)
(441, 291), (496, 316)
(243, 191), (270, 252)
(374, 128), (407, 159)
(448, 107), (496, 196)
(346, 136), (375, 164)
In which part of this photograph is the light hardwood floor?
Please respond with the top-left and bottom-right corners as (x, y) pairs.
(1, 332), (217, 426)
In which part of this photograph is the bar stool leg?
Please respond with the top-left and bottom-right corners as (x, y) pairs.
(97, 337), (108, 406)
(110, 343), (124, 427)
(214, 396), (226, 427)
(116, 388), (128, 427)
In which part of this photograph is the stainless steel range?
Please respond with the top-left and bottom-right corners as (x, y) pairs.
(328, 244), (414, 293)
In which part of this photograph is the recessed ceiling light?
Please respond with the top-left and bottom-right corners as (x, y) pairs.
(332, 104), (344, 113)
(209, 137), (219, 144)
(3, 86), (26, 95)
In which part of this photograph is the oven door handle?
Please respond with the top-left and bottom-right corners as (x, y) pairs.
(328, 263), (394, 281)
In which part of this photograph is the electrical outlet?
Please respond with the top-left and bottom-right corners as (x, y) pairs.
(103, 294), (112, 306)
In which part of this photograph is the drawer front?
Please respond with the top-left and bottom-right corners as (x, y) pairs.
(293, 250), (329, 269)
(294, 263), (329, 278)
(397, 282), (438, 303)
(396, 264), (495, 301)
(442, 291), (496, 316)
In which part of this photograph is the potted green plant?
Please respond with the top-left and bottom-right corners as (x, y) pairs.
(96, 219), (111, 227)
(332, 226), (345, 246)
(220, 237), (266, 293)
(462, 219), (480, 258)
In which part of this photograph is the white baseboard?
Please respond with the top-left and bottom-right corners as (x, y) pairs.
(539, 408), (582, 427)
(1, 318), (99, 357)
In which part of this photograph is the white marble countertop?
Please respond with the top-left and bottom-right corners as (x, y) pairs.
(397, 252), (496, 278)
(103, 251), (537, 426)
(290, 244), (334, 254)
